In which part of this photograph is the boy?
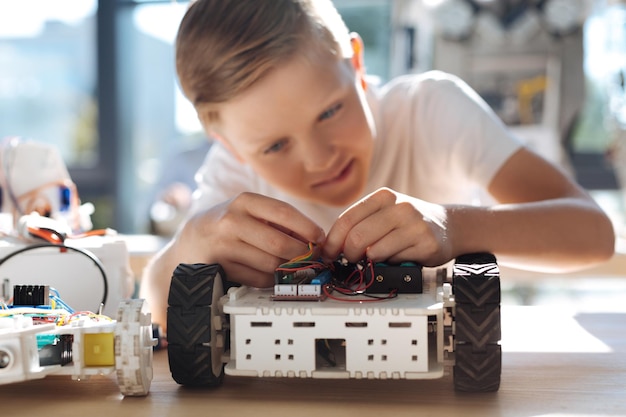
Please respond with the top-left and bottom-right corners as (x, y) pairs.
(141, 0), (615, 329)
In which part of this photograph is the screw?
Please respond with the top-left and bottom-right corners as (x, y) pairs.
(403, 275), (412, 283)
(0, 351), (10, 369)
(376, 275), (384, 283)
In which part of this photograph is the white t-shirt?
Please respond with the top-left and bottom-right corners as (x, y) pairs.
(190, 71), (523, 232)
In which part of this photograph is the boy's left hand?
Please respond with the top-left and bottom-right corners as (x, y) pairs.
(323, 188), (453, 266)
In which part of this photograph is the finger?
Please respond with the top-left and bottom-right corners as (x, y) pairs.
(206, 231), (289, 288)
(339, 206), (401, 261)
(365, 225), (424, 263)
(324, 189), (395, 258)
(238, 193), (325, 245)
(366, 217), (451, 266)
(215, 210), (314, 266)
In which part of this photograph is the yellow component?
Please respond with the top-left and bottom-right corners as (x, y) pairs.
(83, 333), (115, 366)
(516, 75), (548, 125)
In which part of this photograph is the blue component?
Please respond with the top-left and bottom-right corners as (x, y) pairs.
(311, 269), (332, 285)
(50, 295), (74, 314)
(375, 261), (419, 267)
(7, 304), (51, 310)
(59, 185), (71, 211)
(37, 334), (59, 350)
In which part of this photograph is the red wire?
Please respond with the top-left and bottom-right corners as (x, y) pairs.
(27, 227), (64, 244)
(322, 284), (396, 303)
(275, 262), (326, 273)
(67, 229), (109, 239)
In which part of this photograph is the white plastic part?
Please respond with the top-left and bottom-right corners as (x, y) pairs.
(211, 273), (226, 378)
(0, 317), (54, 384)
(114, 299), (155, 396)
(0, 236), (134, 317)
(0, 299), (154, 397)
(223, 267), (449, 380)
(0, 312), (118, 383)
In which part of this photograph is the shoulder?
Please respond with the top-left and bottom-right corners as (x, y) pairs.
(381, 70), (465, 95)
(196, 142), (256, 189)
(370, 70), (483, 136)
(378, 70), (477, 108)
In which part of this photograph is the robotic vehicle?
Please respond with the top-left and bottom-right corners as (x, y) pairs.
(0, 287), (154, 396)
(166, 250), (502, 392)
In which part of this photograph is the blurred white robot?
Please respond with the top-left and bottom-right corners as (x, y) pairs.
(0, 137), (94, 235)
(0, 137), (134, 317)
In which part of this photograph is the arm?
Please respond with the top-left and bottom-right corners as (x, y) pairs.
(450, 147), (615, 271)
(323, 147), (615, 271)
(140, 192), (325, 329)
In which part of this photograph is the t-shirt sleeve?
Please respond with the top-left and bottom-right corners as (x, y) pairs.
(411, 71), (523, 188)
(189, 142), (257, 215)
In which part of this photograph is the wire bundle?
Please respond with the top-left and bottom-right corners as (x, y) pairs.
(0, 287), (112, 326)
(324, 259), (398, 302)
(275, 243), (397, 302)
(276, 242), (325, 270)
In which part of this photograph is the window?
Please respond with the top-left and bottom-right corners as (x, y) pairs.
(568, 3), (625, 189)
(0, 1), (98, 167)
(1, 0), (618, 233)
(0, 1), (117, 227)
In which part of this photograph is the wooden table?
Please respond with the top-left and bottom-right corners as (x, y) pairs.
(1, 306), (624, 417)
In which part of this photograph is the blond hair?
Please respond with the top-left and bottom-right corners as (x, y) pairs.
(176, 0), (351, 123)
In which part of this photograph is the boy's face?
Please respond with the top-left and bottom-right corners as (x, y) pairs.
(209, 48), (375, 207)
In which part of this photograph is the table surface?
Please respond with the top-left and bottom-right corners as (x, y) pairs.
(1, 305), (624, 417)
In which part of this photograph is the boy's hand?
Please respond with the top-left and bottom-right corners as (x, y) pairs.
(323, 188), (452, 266)
(188, 192), (325, 288)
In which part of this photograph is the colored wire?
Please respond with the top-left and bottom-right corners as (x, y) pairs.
(322, 284), (397, 302)
(274, 243), (397, 303)
(277, 242), (326, 271)
(27, 226), (65, 244)
(49, 289), (75, 314)
(27, 225), (112, 245)
(67, 229), (110, 239)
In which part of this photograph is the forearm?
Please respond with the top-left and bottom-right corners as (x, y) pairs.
(139, 241), (180, 330)
(140, 217), (205, 329)
(446, 198), (615, 272)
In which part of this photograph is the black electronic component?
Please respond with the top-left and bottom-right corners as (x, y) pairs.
(38, 334), (73, 367)
(364, 262), (423, 294)
(12, 285), (50, 306)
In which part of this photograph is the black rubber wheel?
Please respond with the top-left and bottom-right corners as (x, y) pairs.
(167, 263), (226, 387)
(452, 253), (502, 392)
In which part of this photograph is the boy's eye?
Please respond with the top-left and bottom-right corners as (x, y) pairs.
(263, 139), (287, 154)
(318, 103), (342, 122)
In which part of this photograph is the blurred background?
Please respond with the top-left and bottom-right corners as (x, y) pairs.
(1, 0), (625, 231)
(0, 0), (625, 307)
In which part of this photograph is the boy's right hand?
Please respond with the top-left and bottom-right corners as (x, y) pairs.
(182, 192), (325, 288)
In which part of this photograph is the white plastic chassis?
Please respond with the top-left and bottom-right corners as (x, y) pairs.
(0, 299), (154, 396)
(222, 268), (451, 380)
(167, 255), (502, 392)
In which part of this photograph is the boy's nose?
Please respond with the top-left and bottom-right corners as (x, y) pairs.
(301, 136), (336, 172)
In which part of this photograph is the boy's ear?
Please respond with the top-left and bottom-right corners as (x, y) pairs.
(210, 131), (245, 163)
(349, 32), (367, 92)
